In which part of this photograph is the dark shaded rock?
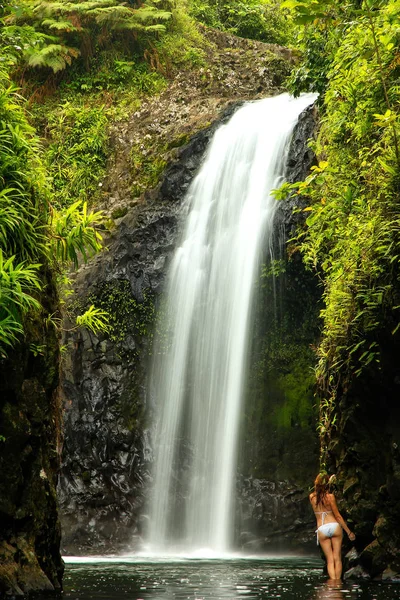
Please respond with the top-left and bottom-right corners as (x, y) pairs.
(277, 103), (318, 237)
(344, 565), (371, 580)
(359, 540), (390, 578)
(0, 268), (64, 594)
(236, 479), (316, 551)
(328, 331), (400, 579)
(382, 568), (400, 582)
(345, 547), (359, 569)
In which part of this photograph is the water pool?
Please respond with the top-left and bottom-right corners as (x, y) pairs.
(51, 556), (399, 600)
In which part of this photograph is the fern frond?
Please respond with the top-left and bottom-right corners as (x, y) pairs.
(26, 43), (80, 72)
(41, 18), (78, 31)
(133, 5), (172, 22)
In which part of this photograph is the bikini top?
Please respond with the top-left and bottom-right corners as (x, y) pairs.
(314, 510), (332, 525)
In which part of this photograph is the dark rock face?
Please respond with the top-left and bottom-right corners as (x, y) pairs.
(327, 335), (400, 581)
(278, 103), (318, 236)
(60, 101), (320, 555)
(237, 479), (315, 552)
(0, 269), (64, 595)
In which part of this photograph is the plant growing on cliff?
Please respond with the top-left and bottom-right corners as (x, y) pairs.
(282, 0), (400, 464)
(0, 58), (107, 355)
(0, 252), (41, 353)
(44, 102), (109, 209)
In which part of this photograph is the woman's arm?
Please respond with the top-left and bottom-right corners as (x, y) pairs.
(329, 493), (356, 541)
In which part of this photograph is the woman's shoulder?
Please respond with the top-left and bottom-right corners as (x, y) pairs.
(326, 492), (337, 505)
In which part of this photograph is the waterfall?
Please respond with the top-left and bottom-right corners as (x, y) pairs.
(146, 93), (317, 555)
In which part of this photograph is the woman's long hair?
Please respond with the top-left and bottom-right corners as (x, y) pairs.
(314, 472), (329, 506)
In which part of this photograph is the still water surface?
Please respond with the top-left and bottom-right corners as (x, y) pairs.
(60, 557), (398, 600)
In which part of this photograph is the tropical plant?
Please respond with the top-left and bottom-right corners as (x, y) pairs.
(51, 201), (104, 268)
(75, 304), (110, 334)
(0, 57), (106, 355)
(190, 0), (293, 45)
(0, 251), (41, 354)
(2, 0), (172, 73)
(281, 0), (400, 463)
(44, 101), (109, 208)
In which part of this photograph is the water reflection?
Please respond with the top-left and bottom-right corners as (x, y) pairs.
(58, 557), (398, 600)
(312, 581), (344, 600)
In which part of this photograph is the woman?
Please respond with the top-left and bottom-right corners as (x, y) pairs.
(310, 473), (356, 581)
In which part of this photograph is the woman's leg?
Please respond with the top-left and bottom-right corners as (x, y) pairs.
(331, 530), (343, 580)
(319, 537), (336, 580)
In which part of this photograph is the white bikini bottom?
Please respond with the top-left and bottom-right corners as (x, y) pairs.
(316, 522), (340, 544)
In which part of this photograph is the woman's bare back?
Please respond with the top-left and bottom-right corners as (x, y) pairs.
(310, 492), (339, 527)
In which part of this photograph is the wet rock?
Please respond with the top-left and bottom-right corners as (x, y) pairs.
(326, 335), (400, 578)
(0, 269), (64, 594)
(345, 547), (359, 569)
(276, 103), (318, 237)
(237, 479), (315, 551)
(359, 540), (391, 578)
(382, 567), (400, 582)
(344, 565), (371, 580)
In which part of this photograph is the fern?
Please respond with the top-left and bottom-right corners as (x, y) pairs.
(41, 18), (78, 31)
(4, 0), (172, 72)
(26, 43), (80, 72)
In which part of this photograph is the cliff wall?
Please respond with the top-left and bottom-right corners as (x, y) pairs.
(0, 270), (64, 595)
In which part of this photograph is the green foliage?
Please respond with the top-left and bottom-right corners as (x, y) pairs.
(155, 5), (207, 70)
(285, 1), (358, 97)
(273, 354), (316, 429)
(261, 258), (286, 278)
(3, 0), (172, 74)
(0, 251), (41, 355)
(51, 201), (104, 267)
(75, 304), (110, 334)
(0, 71), (49, 262)
(190, 0), (293, 45)
(130, 137), (169, 197)
(0, 58), (106, 355)
(86, 280), (155, 351)
(44, 101), (109, 208)
(61, 54), (166, 95)
(282, 0), (400, 463)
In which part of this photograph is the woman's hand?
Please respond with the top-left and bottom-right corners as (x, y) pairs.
(348, 532), (356, 542)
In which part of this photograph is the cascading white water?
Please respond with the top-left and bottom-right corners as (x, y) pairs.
(146, 93), (317, 556)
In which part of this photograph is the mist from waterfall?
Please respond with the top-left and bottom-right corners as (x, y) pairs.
(146, 93), (317, 556)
